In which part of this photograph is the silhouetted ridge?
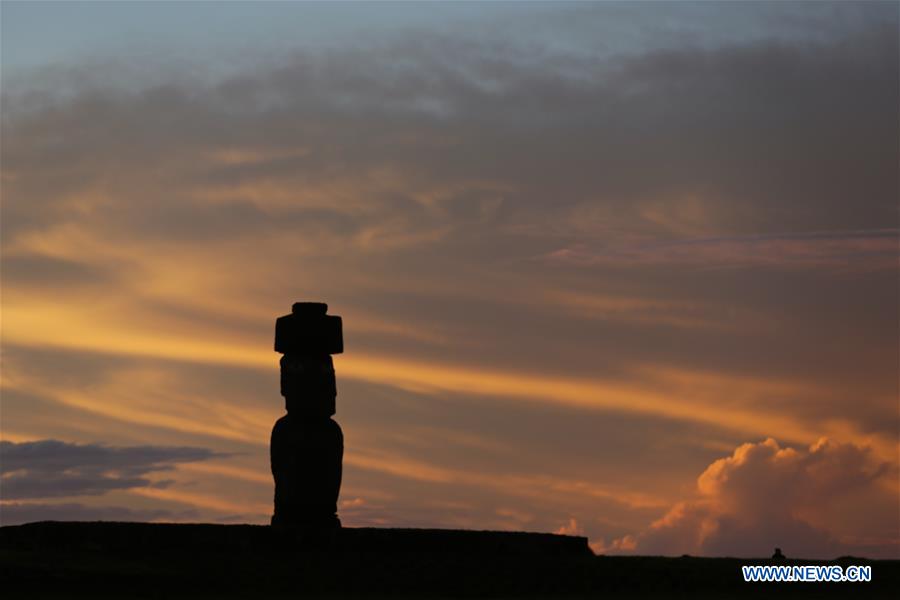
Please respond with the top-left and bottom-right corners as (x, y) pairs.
(3, 522), (896, 599)
(1, 521), (591, 556)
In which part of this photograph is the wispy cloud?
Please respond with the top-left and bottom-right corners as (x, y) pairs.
(546, 229), (899, 271)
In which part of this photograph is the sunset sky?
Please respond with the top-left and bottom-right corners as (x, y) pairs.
(1, 1), (897, 559)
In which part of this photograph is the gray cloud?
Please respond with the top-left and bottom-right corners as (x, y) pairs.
(0, 439), (225, 499)
(2, 16), (896, 242)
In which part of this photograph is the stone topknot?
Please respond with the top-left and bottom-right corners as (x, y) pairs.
(275, 301), (343, 355)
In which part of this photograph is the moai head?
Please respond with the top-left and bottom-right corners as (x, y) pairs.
(275, 302), (343, 417)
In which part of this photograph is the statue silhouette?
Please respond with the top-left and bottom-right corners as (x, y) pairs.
(270, 302), (344, 544)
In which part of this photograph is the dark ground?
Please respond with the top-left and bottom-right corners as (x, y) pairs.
(1, 522), (896, 598)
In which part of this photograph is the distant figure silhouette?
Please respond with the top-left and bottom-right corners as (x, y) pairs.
(270, 302), (344, 544)
(771, 547), (786, 561)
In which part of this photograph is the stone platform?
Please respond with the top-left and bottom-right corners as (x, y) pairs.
(0, 521), (592, 557)
(2, 521), (896, 598)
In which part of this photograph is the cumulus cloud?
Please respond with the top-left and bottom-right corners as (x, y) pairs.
(0, 439), (225, 500)
(554, 517), (585, 537)
(600, 438), (899, 559)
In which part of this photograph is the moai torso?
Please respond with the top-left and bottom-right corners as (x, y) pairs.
(270, 413), (343, 526)
(270, 302), (344, 536)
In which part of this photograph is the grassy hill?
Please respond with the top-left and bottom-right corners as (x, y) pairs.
(1, 522), (896, 598)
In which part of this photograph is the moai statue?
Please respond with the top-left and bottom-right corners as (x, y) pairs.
(270, 302), (344, 543)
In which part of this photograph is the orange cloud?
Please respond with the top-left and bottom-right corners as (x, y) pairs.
(4, 297), (894, 465)
(606, 438), (900, 559)
(554, 517), (585, 536)
(3, 304), (860, 455)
